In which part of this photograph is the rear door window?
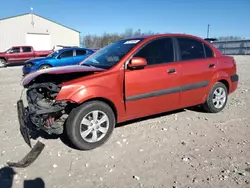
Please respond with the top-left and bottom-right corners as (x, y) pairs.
(75, 49), (87, 56)
(203, 43), (214, 58)
(22, 47), (32, 52)
(177, 37), (205, 61)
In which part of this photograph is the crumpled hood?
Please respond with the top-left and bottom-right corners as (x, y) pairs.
(22, 65), (105, 86)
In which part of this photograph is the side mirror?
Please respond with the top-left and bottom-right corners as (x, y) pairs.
(128, 57), (147, 69)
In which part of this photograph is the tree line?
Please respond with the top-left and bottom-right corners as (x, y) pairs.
(81, 28), (246, 49)
(81, 29), (159, 49)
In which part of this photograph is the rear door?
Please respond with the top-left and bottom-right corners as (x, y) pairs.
(20, 47), (34, 62)
(124, 37), (182, 119)
(175, 36), (217, 108)
(73, 49), (88, 65)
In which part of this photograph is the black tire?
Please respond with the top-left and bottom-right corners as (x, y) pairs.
(0, 58), (7, 68)
(39, 64), (51, 70)
(65, 100), (116, 150)
(202, 82), (228, 113)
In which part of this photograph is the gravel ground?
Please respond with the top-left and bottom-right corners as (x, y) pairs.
(0, 56), (249, 188)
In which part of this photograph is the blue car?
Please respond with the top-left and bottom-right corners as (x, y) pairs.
(22, 47), (95, 75)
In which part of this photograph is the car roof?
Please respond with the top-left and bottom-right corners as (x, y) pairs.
(57, 47), (92, 52)
(123, 33), (205, 41)
(12, 46), (32, 48)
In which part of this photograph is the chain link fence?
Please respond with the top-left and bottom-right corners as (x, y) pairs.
(212, 39), (250, 55)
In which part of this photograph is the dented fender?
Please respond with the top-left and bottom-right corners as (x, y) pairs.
(56, 85), (118, 103)
(55, 85), (124, 120)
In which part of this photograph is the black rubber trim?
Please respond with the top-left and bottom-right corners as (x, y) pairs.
(181, 81), (209, 91)
(17, 99), (31, 147)
(126, 81), (209, 101)
(230, 74), (239, 82)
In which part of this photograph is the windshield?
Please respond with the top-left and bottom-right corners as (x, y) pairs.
(80, 38), (145, 69)
(47, 50), (59, 58)
(5, 48), (11, 53)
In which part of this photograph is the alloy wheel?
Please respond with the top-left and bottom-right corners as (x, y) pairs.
(80, 110), (109, 143)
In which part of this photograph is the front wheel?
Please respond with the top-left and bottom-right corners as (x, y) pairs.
(39, 64), (51, 70)
(202, 82), (228, 113)
(65, 101), (116, 150)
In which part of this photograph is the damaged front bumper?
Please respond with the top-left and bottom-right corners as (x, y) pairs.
(7, 82), (71, 168)
(7, 99), (45, 168)
(17, 99), (32, 147)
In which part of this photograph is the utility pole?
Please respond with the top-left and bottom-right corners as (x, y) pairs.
(207, 24), (210, 38)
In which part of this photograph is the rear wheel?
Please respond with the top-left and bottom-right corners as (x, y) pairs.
(0, 59), (7, 68)
(65, 101), (116, 150)
(39, 64), (51, 70)
(202, 82), (228, 113)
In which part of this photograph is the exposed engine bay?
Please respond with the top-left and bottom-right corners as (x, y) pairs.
(25, 82), (69, 135)
(22, 70), (99, 135)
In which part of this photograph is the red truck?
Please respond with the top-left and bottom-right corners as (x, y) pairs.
(0, 46), (53, 67)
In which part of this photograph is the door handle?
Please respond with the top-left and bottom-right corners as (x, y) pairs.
(208, 63), (215, 68)
(167, 69), (176, 74)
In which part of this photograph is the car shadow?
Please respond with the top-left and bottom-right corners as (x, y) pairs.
(0, 167), (45, 188)
(116, 108), (186, 128)
(59, 128), (81, 150)
(29, 129), (60, 140)
(59, 109), (187, 150)
(185, 105), (210, 114)
(59, 106), (207, 149)
(116, 105), (209, 128)
(32, 106), (205, 150)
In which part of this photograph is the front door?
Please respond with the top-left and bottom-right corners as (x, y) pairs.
(124, 37), (182, 119)
(6, 47), (21, 63)
(56, 50), (74, 66)
(175, 36), (218, 108)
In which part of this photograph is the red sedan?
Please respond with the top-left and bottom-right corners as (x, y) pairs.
(17, 33), (238, 151)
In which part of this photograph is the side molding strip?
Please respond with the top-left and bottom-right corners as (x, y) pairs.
(126, 81), (209, 101)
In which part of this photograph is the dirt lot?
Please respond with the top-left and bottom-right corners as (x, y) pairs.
(0, 56), (249, 188)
